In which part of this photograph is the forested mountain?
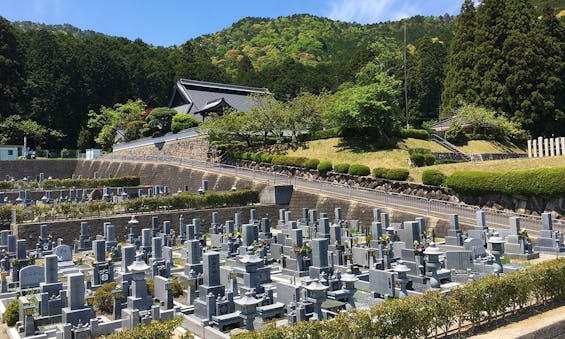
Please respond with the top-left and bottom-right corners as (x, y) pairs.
(0, 0), (563, 149)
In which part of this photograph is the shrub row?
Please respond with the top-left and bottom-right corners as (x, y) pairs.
(445, 167), (565, 197)
(408, 148), (435, 167)
(422, 169), (447, 186)
(298, 127), (342, 142)
(372, 167), (410, 181)
(42, 176), (140, 189)
(234, 258), (565, 339)
(401, 128), (431, 140)
(123, 190), (259, 212)
(230, 152), (410, 180)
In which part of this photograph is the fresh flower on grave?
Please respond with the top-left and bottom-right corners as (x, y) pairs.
(227, 232), (233, 238)
(518, 229), (529, 239)
(379, 235), (390, 245)
(293, 245), (302, 255)
(236, 232), (241, 239)
(303, 242), (313, 254)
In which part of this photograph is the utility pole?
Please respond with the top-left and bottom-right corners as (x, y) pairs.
(403, 20), (409, 129)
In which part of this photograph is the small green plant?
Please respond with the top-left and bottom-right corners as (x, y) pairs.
(4, 299), (19, 326)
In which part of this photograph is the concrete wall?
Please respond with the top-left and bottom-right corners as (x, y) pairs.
(112, 135), (209, 162)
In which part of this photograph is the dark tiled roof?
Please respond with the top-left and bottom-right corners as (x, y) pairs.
(169, 79), (269, 119)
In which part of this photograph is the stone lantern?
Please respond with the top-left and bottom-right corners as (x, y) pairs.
(393, 262), (411, 297)
(127, 255), (152, 311)
(235, 291), (260, 331)
(424, 242), (444, 289)
(340, 269), (358, 308)
(488, 236), (505, 274)
(306, 279), (328, 320)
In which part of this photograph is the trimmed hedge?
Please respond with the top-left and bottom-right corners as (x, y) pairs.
(334, 163), (350, 174)
(424, 153), (436, 166)
(317, 160), (333, 175)
(298, 127), (342, 141)
(401, 128), (431, 140)
(348, 164), (370, 176)
(124, 190), (259, 212)
(4, 299), (19, 326)
(234, 258), (565, 339)
(303, 158), (320, 170)
(372, 167), (410, 181)
(422, 169), (446, 186)
(445, 167), (565, 197)
(42, 176), (140, 189)
(410, 153), (426, 167)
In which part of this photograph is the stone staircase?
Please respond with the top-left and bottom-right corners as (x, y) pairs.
(432, 134), (472, 161)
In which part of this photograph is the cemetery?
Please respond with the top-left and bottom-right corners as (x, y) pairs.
(0, 169), (564, 338)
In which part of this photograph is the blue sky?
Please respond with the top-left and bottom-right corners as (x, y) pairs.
(0, 0), (465, 46)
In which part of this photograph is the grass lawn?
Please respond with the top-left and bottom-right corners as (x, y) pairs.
(286, 137), (450, 169)
(285, 137), (562, 183)
(457, 140), (526, 154)
(411, 156), (565, 183)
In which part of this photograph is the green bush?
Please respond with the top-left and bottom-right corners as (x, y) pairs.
(372, 167), (388, 178)
(94, 281), (118, 314)
(4, 299), (19, 326)
(410, 153), (426, 167)
(348, 164), (371, 176)
(334, 163), (350, 174)
(303, 158), (320, 170)
(372, 167), (409, 181)
(104, 318), (186, 339)
(298, 128), (342, 141)
(250, 152), (263, 163)
(408, 148), (432, 155)
(423, 153), (436, 166)
(260, 153), (274, 163)
(317, 160), (333, 175)
(171, 277), (184, 297)
(422, 169), (446, 186)
(386, 168), (410, 181)
(445, 167), (565, 197)
(271, 155), (307, 168)
(401, 128), (430, 140)
(171, 113), (199, 133)
(42, 176), (140, 189)
(0, 181), (14, 189)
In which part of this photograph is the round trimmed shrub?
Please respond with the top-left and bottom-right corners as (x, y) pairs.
(348, 164), (371, 176)
(171, 113), (198, 133)
(423, 153), (436, 166)
(317, 160), (333, 175)
(386, 168), (410, 181)
(410, 153), (425, 167)
(422, 169), (446, 186)
(303, 158), (320, 170)
(372, 167), (388, 178)
(260, 153), (274, 163)
(334, 163), (350, 174)
(4, 299), (19, 326)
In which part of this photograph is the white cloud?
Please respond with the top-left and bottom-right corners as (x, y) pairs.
(327, 0), (421, 24)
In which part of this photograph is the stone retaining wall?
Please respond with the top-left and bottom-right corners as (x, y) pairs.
(112, 135), (209, 161)
(0, 160), (78, 179)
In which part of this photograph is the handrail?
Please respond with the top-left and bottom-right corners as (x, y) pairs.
(100, 154), (565, 231)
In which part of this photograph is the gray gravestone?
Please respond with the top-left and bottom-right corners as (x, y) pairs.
(20, 265), (45, 288)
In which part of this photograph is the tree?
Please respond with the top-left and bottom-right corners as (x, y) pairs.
(171, 113), (199, 133)
(144, 107), (177, 136)
(409, 37), (447, 126)
(283, 92), (327, 142)
(0, 115), (64, 148)
(441, 0), (477, 117)
(93, 281), (118, 314)
(329, 72), (401, 139)
(0, 16), (24, 119)
(201, 109), (256, 147)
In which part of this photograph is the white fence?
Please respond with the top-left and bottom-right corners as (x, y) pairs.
(528, 136), (565, 158)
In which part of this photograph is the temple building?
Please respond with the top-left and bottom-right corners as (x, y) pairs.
(168, 79), (270, 121)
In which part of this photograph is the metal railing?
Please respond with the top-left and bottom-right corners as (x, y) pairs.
(101, 154), (565, 232)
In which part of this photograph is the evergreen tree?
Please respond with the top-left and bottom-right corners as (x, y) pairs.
(0, 17), (24, 118)
(441, 0), (477, 117)
(409, 37), (447, 126)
